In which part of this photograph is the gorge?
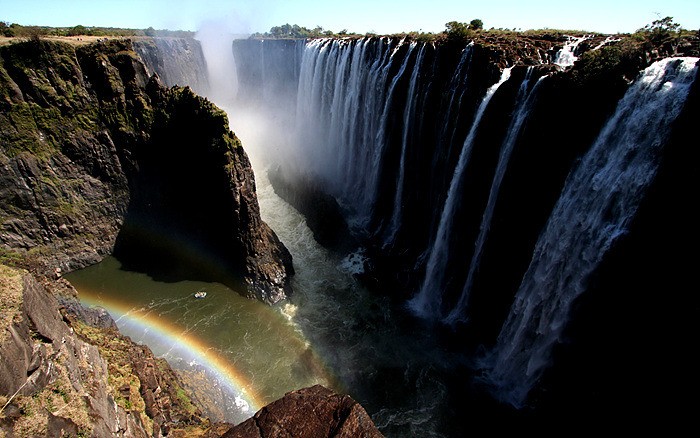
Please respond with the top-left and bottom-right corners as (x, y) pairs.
(220, 32), (700, 433)
(1, 26), (699, 437)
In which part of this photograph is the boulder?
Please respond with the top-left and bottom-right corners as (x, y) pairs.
(223, 385), (383, 438)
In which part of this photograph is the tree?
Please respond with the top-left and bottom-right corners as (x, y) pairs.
(1, 22), (19, 37)
(644, 16), (680, 33)
(637, 16), (682, 46)
(445, 21), (470, 40)
(469, 19), (484, 30)
(144, 26), (156, 37)
(67, 25), (87, 36)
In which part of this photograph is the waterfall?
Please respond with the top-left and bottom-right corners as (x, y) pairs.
(435, 44), (474, 171)
(481, 57), (699, 407)
(593, 36), (622, 51)
(349, 38), (395, 223)
(367, 41), (416, 233)
(294, 38), (414, 229)
(157, 33), (698, 431)
(408, 67), (513, 320)
(444, 68), (544, 325)
(384, 43), (425, 246)
(554, 35), (589, 67)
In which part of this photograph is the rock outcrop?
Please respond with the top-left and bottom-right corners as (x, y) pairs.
(0, 38), (293, 303)
(222, 385), (383, 438)
(268, 166), (355, 252)
(0, 264), (211, 437)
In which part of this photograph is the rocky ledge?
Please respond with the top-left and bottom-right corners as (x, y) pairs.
(0, 264), (209, 436)
(222, 385), (383, 438)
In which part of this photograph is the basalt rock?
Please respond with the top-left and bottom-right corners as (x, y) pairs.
(0, 263), (221, 437)
(268, 165), (355, 252)
(0, 38), (293, 303)
(133, 37), (210, 97)
(222, 385), (384, 438)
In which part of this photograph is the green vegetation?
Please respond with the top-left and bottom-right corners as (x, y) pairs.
(0, 248), (23, 267)
(629, 16), (696, 50)
(469, 19), (484, 31)
(444, 19), (485, 40)
(572, 17), (696, 83)
(0, 21), (195, 39)
(250, 23), (360, 39)
(175, 385), (197, 415)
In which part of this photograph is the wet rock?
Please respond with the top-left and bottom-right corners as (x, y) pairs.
(268, 165), (356, 253)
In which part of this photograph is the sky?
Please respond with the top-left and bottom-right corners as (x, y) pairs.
(1, 0), (699, 36)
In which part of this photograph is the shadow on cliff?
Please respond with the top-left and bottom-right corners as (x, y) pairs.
(112, 83), (258, 294)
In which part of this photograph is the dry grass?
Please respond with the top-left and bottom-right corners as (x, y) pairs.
(0, 35), (151, 47)
(2, 341), (93, 436)
(0, 264), (25, 343)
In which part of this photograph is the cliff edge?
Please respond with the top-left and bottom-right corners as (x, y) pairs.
(0, 38), (292, 303)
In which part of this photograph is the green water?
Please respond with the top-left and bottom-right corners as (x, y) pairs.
(66, 255), (332, 422)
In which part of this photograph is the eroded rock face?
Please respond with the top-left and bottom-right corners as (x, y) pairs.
(0, 39), (293, 303)
(223, 385), (384, 438)
(0, 265), (147, 436)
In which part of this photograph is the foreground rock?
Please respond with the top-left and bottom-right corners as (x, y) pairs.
(223, 385), (383, 438)
(0, 264), (212, 437)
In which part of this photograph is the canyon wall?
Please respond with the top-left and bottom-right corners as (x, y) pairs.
(0, 36), (384, 437)
(0, 38), (293, 303)
(230, 33), (700, 419)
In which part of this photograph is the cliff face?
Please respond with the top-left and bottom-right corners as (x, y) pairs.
(0, 264), (211, 437)
(133, 37), (210, 97)
(0, 38), (292, 303)
(0, 37), (383, 437)
(230, 34), (699, 424)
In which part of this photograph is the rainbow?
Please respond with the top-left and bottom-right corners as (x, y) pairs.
(78, 293), (265, 418)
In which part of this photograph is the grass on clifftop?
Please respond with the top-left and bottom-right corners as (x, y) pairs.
(0, 264), (24, 343)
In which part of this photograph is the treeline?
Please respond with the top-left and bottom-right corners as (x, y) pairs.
(251, 17), (698, 47)
(250, 23), (359, 39)
(249, 20), (487, 41)
(0, 22), (195, 38)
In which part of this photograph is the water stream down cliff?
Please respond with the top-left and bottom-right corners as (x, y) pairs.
(12, 34), (695, 436)
(215, 36), (699, 433)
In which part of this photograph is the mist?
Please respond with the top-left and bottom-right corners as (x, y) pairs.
(195, 21), (240, 107)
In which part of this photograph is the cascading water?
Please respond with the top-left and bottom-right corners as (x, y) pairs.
(553, 35), (589, 67)
(295, 38), (415, 229)
(384, 43), (425, 246)
(481, 57), (699, 408)
(409, 66), (513, 320)
(444, 68), (544, 324)
(104, 34), (699, 434)
(211, 36), (460, 437)
(438, 44), (474, 159)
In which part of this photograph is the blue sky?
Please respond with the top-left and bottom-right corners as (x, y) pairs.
(1, 0), (698, 35)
